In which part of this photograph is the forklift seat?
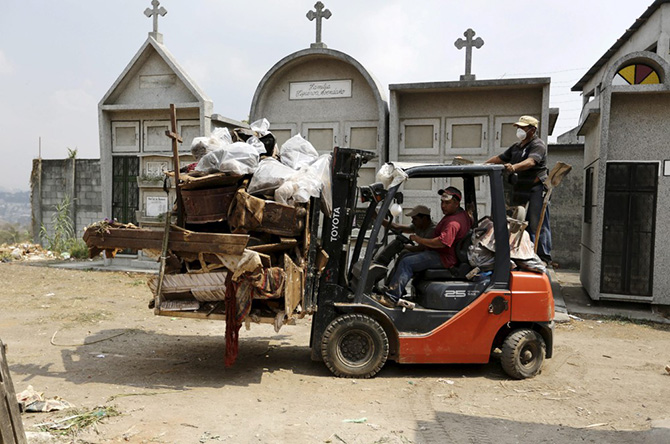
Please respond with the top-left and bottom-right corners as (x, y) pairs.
(416, 231), (472, 282)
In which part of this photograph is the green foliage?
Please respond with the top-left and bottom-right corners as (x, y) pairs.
(0, 222), (31, 245)
(38, 196), (92, 259)
(40, 195), (75, 253)
(67, 147), (78, 159)
(68, 238), (89, 259)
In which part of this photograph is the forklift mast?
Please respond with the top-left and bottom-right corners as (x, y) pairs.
(310, 147), (374, 359)
(319, 147), (376, 290)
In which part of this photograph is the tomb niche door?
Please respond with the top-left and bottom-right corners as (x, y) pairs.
(112, 156), (139, 225)
(600, 162), (657, 297)
(303, 122), (340, 155)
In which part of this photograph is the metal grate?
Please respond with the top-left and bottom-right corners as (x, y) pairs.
(112, 156), (139, 224)
(600, 163), (657, 296)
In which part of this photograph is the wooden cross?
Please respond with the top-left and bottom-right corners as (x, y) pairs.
(306, 2), (332, 47)
(144, 0), (167, 34)
(165, 104), (184, 227)
(454, 28), (484, 81)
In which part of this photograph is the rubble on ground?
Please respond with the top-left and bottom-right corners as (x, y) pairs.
(0, 243), (54, 262)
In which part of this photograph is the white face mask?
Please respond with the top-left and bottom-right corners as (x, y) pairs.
(516, 128), (527, 141)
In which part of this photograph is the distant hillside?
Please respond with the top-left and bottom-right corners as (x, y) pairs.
(0, 190), (31, 225)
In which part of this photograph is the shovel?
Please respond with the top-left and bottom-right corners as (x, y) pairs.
(534, 161), (572, 254)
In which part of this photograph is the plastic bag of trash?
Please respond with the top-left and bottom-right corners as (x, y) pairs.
(279, 134), (319, 169)
(195, 142), (259, 175)
(247, 158), (296, 195)
(274, 154), (332, 212)
(376, 163), (408, 189)
(311, 154), (332, 215)
(190, 128), (233, 161)
(246, 136), (268, 155)
(250, 118), (271, 137)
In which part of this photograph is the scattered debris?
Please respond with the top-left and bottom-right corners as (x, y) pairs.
(342, 417), (367, 423)
(50, 329), (127, 347)
(325, 433), (347, 443)
(0, 243), (52, 262)
(585, 422), (609, 428)
(437, 379), (455, 385)
(568, 314), (584, 321)
(34, 406), (119, 433)
(665, 364), (670, 374)
(16, 386), (74, 413)
(199, 431), (223, 442)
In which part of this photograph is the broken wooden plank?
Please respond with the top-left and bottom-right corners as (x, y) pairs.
(167, 171), (243, 190)
(247, 238), (298, 254)
(284, 254), (303, 316)
(83, 226), (249, 256)
(0, 340), (28, 444)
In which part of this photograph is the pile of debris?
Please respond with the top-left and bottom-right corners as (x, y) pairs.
(0, 243), (53, 262)
(83, 119), (332, 365)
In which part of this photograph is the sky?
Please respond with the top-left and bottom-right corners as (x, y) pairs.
(0, 0), (650, 191)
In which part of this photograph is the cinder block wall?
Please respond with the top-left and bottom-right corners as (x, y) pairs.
(31, 158), (103, 245)
(548, 144), (584, 269)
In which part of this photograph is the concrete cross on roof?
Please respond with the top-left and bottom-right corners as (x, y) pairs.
(307, 1), (332, 49)
(454, 28), (484, 81)
(144, 0), (167, 42)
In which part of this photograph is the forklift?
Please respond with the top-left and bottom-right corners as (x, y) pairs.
(308, 147), (554, 379)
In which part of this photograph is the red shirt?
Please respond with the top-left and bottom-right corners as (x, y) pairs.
(432, 208), (472, 268)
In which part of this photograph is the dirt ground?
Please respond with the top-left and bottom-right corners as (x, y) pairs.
(1, 262), (670, 444)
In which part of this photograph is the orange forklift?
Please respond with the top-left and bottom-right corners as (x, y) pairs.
(310, 147), (554, 379)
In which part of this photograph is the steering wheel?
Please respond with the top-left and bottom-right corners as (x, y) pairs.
(388, 226), (414, 245)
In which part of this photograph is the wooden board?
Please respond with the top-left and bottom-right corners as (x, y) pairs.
(284, 254), (303, 316)
(84, 227), (249, 256)
(0, 341), (27, 444)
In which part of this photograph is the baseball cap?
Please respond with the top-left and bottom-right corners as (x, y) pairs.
(514, 115), (539, 128)
(438, 187), (462, 202)
(405, 205), (431, 217)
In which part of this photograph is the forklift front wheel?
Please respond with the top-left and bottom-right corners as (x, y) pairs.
(321, 314), (389, 378)
(501, 329), (546, 379)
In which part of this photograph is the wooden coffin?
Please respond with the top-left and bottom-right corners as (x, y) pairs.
(228, 190), (306, 237)
(181, 185), (238, 224)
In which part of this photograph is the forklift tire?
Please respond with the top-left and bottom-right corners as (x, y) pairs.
(501, 329), (546, 379)
(321, 314), (389, 378)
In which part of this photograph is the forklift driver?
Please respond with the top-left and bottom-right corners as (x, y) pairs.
(381, 186), (472, 308)
(381, 205), (437, 251)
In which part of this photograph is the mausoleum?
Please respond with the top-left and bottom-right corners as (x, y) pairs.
(573, 0), (670, 305)
(249, 2), (389, 188)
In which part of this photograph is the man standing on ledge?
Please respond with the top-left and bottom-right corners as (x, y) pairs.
(485, 115), (552, 263)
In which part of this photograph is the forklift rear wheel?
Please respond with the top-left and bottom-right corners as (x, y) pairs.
(321, 314), (389, 378)
(501, 329), (546, 379)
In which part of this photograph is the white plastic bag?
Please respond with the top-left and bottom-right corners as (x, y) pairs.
(376, 163), (408, 189)
(195, 142), (259, 175)
(190, 128), (233, 161)
(250, 118), (271, 137)
(247, 158), (297, 195)
(212, 127), (233, 145)
(246, 136), (267, 155)
(279, 134), (319, 169)
(311, 154), (332, 215)
(274, 154), (332, 212)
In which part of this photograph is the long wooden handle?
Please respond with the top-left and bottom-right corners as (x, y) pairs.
(534, 188), (553, 254)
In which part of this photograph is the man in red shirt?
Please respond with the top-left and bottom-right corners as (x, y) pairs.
(383, 186), (472, 307)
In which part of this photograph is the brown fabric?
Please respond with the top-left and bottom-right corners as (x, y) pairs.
(224, 267), (287, 367)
